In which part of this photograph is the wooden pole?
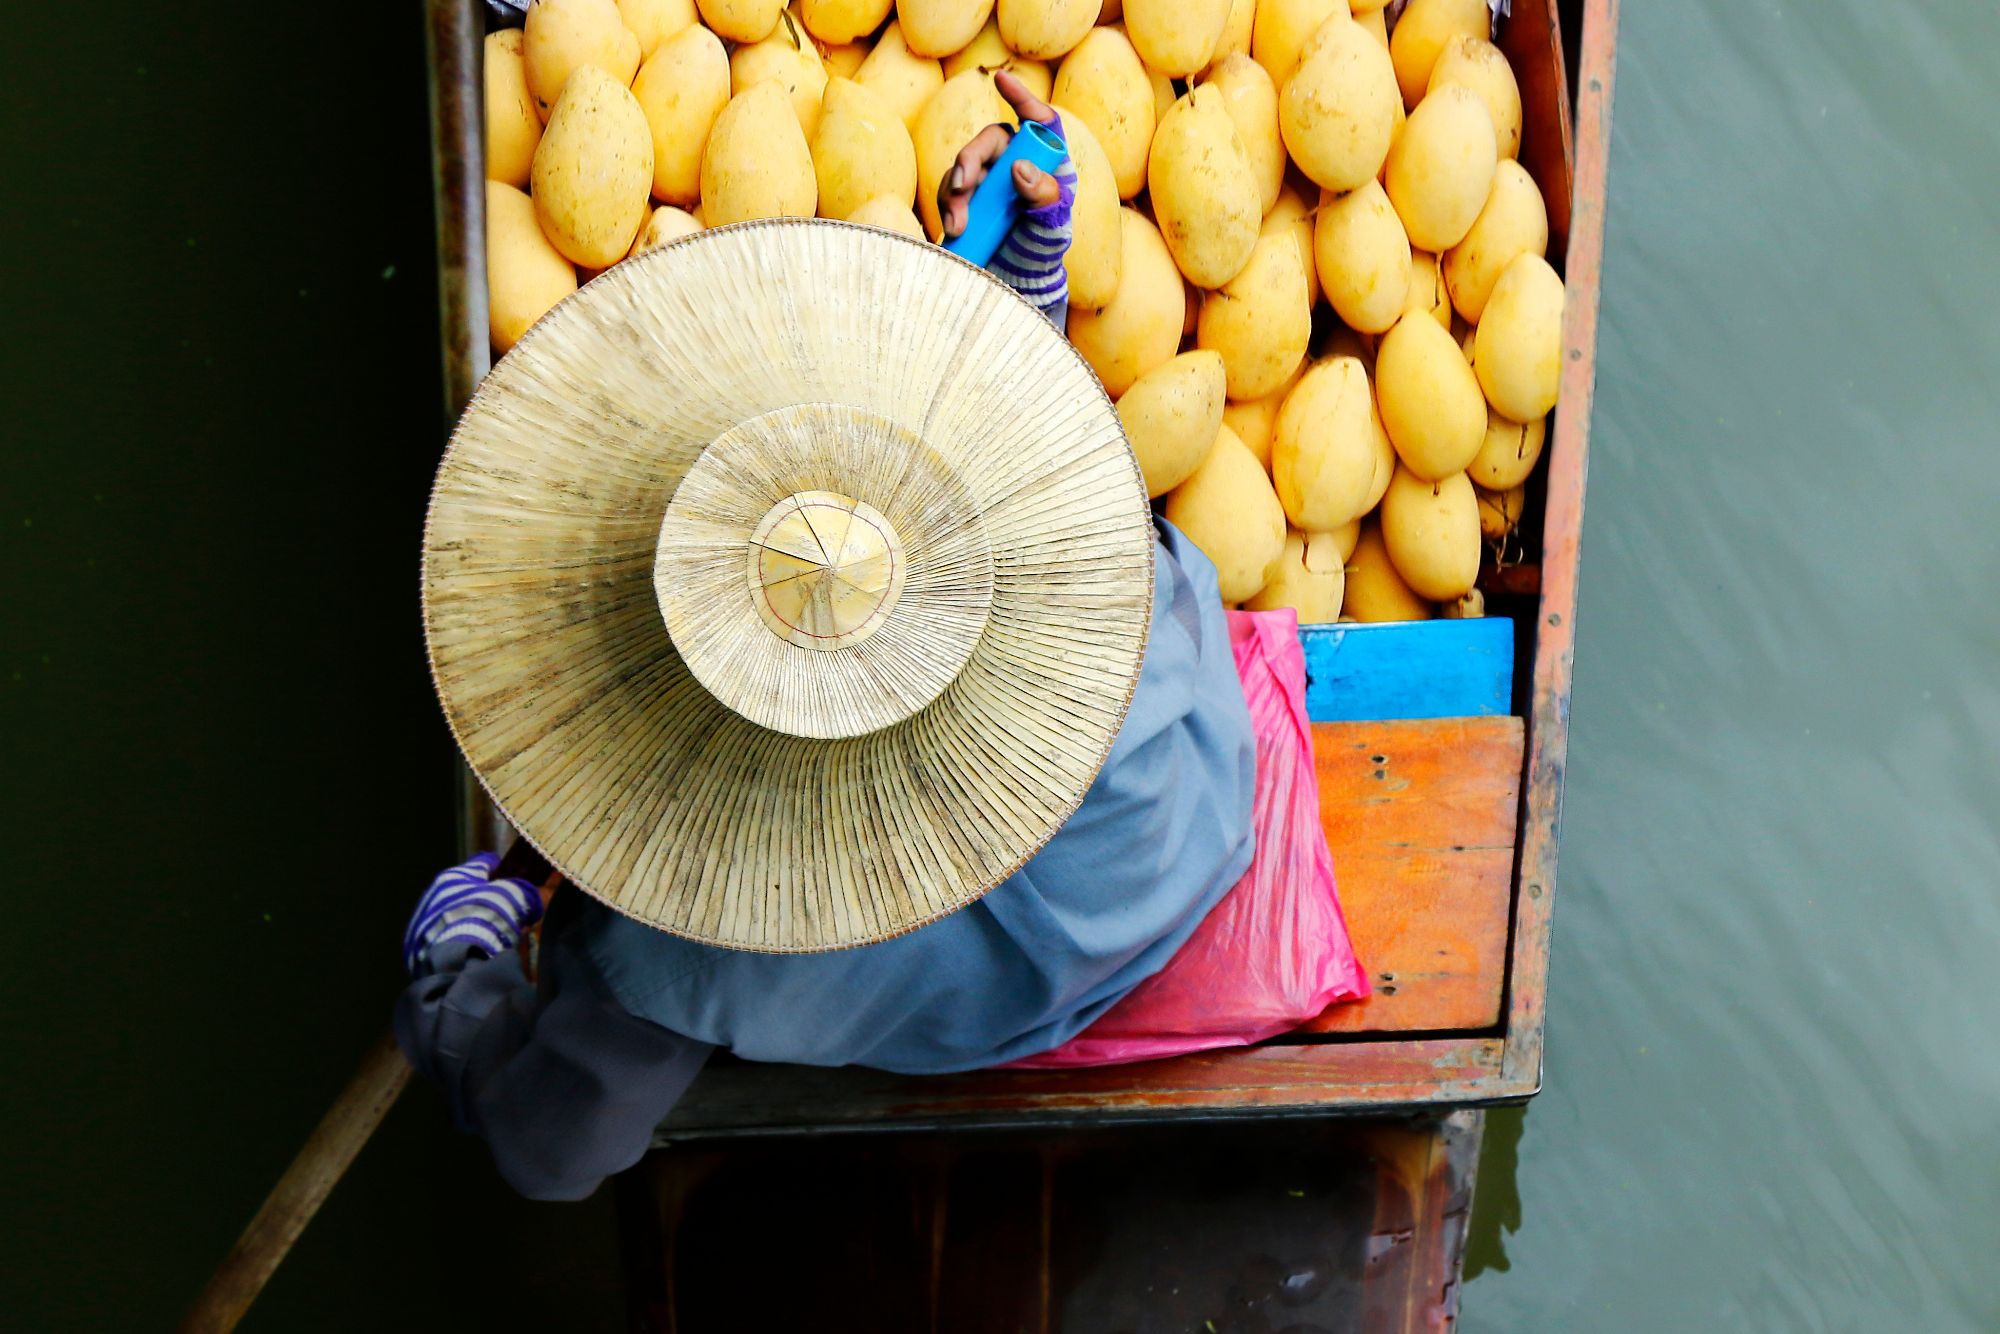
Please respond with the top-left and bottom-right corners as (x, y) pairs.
(179, 838), (555, 1332)
(176, 1036), (412, 1334)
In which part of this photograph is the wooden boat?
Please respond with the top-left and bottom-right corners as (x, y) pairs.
(421, 0), (1617, 1323)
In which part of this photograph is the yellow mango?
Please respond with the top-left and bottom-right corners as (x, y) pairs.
(1205, 54), (1283, 215)
(1279, 16), (1398, 193)
(897, 0), (996, 57)
(1405, 247), (1452, 329)
(1357, 6), (1388, 49)
(1362, 388), (1396, 509)
(631, 24), (731, 206)
(1272, 356), (1378, 530)
(1145, 59), (1177, 126)
(1163, 426), (1287, 603)
(484, 31), (542, 188)
(627, 203), (703, 256)
(1196, 232), (1311, 400)
(1117, 350), (1228, 497)
(942, 18), (1053, 100)
(914, 69), (1013, 238)
(1245, 528), (1347, 622)
(1468, 406), (1546, 490)
(1475, 253), (1565, 422)
(1205, 0), (1257, 72)
(823, 40), (871, 79)
(1476, 481), (1526, 540)
(999, 0), (1098, 60)
(1314, 179), (1410, 335)
(846, 193), (927, 235)
(1380, 466), (1479, 599)
(1330, 516), (1362, 560)
(1252, 0), (1343, 90)
(800, 0), (892, 45)
(695, 0), (786, 42)
(524, 0), (642, 122)
(618, 0), (698, 55)
(1382, 83), (1495, 250)
(855, 22), (945, 132)
(532, 67), (654, 267)
(1388, 0), (1488, 110)
(732, 13), (830, 138)
(1375, 310), (1484, 479)
(1125, 0), (1232, 78)
(1053, 27), (1154, 198)
(812, 78), (918, 220)
(1221, 360), (1303, 470)
(1149, 87), (1261, 288)
(485, 181), (578, 353)
(1344, 521), (1433, 622)
(1263, 183), (1318, 305)
(1053, 106), (1123, 308)
(700, 80), (818, 223)
(1220, 398), (1273, 471)
(1068, 208), (1183, 395)
(1428, 35), (1521, 160)
(1349, 0), (1389, 11)
(1443, 158), (1547, 321)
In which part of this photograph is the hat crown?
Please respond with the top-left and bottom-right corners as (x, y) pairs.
(747, 492), (904, 651)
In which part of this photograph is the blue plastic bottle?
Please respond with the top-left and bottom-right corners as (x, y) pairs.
(942, 120), (1070, 269)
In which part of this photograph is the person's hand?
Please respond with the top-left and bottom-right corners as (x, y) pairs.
(402, 852), (544, 977)
(937, 70), (1065, 242)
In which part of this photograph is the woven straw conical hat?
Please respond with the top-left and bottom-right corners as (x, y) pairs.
(424, 220), (1154, 952)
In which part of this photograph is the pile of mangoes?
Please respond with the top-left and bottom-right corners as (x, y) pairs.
(483, 0), (1564, 622)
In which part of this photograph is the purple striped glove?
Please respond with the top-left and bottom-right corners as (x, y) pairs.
(402, 852), (544, 977)
(986, 111), (1076, 319)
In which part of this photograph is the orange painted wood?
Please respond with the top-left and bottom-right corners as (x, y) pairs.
(1303, 718), (1523, 1035)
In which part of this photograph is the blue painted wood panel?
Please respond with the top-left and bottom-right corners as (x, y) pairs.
(1298, 619), (1515, 722)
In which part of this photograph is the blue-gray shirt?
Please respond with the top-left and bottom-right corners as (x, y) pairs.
(398, 521), (1255, 1200)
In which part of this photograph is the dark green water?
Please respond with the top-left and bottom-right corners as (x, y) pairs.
(5, 2), (1997, 1329)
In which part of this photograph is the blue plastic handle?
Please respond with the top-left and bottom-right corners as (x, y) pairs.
(942, 120), (1069, 269)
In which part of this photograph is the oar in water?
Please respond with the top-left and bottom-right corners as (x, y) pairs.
(179, 840), (557, 1334)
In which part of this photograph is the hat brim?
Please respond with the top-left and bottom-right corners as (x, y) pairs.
(423, 220), (1154, 952)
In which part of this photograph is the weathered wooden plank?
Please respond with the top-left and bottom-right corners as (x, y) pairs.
(1305, 717), (1523, 1035)
(658, 1039), (1507, 1138)
(1501, 0), (1619, 1099)
(619, 1114), (1485, 1333)
(1299, 620), (1515, 722)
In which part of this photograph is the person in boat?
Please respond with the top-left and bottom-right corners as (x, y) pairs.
(396, 73), (1257, 1201)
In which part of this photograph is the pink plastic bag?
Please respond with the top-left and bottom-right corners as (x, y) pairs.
(1008, 609), (1370, 1068)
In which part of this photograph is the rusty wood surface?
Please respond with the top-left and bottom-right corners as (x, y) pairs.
(427, 0), (487, 423)
(619, 1114), (1483, 1333)
(1501, 0), (1576, 265)
(657, 1039), (1507, 1139)
(1502, 0), (1620, 1095)
(1357, 1113), (1485, 1332)
(1304, 718), (1523, 1035)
